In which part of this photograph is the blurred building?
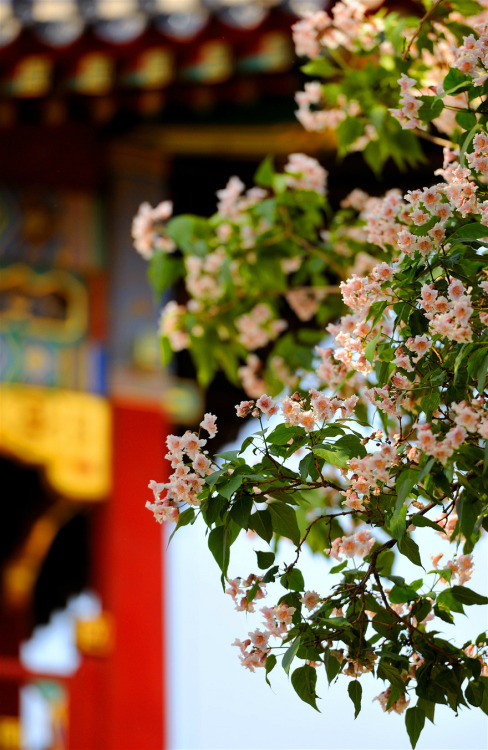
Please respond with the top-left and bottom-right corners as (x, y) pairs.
(0, 1), (328, 748)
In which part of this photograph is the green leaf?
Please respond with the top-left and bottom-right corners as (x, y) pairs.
(167, 507), (195, 546)
(246, 580), (260, 605)
(148, 253), (184, 295)
(419, 457), (435, 482)
(411, 515), (445, 533)
(202, 495), (227, 525)
(434, 602), (454, 623)
(313, 436), (366, 469)
(398, 537), (423, 567)
(219, 473), (244, 500)
(281, 568), (305, 591)
(167, 214), (210, 254)
(457, 492), (480, 542)
(273, 174), (288, 194)
(367, 300), (388, 328)
(363, 139), (383, 176)
(208, 524), (239, 578)
(436, 589), (465, 614)
(262, 565), (279, 583)
(388, 503), (408, 541)
(477, 353), (488, 393)
(449, 0), (484, 15)
(448, 222), (488, 242)
(329, 560), (347, 575)
(256, 550), (275, 569)
(229, 495), (253, 529)
(396, 469), (420, 506)
(268, 502), (301, 546)
(450, 585), (488, 605)
(460, 122), (484, 167)
(160, 335), (174, 368)
(312, 444), (349, 467)
(405, 706), (425, 749)
(248, 509), (273, 544)
(337, 435), (366, 456)
(324, 650), (342, 683)
(443, 68), (471, 95)
(372, 609), (398, 637)
(365, 329), (382, 364)
(418, 96), (444, 122)
(336, 116), (364, 154)
(267, 423), (304, 445)
(466, 679), (484, 707)
(299, 453), (316, 482)
(466, 657), (482, 679)
(455, 110), (477, 130)
(388, 583), (418, 604)
(265, 653), (277, 686)
(301, 59), (336, 77)
(377, 661), (405, 691)
(336, 435), (367, 457)
(282, 636), (301, 675)
(217, 450), (241, 462)
(291, 665), (320, 711)
(376, 549), (395, 577)
(348, 680), (362, 719)
(254, 155), (275, 188)
(174, 506), (194, 528)
(421, 391), (440, 421)
(416, 697), (435, 724)
(411, 598), (432, 624)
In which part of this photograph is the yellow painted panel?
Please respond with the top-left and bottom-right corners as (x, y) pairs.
(0, 385), (111, 500)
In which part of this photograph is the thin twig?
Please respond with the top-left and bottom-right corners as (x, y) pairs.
(403, 0), (445, 60)
(286, 509), (356, 572)
(413, 129), (456, 149)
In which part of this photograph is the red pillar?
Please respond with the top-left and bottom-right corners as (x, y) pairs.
(71, 401), (167, 750)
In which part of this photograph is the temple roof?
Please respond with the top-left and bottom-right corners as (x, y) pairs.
(1, 0), (325, 47)
(0, 0), (327, 123)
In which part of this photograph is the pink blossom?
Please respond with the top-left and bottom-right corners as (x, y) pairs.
(132, 200), (174, 259)
(431, 553), (443, 569)
(181, 431), (207, 459)
(273, 603), (296, 626)
(299, 410), (316, 432)
(249, 629), (270, 651)
(300, 591), (320, 611)
(284, 153), (328, 196)
(256, 394), (279, 418)
(192, 453), (211, 476)
(236, 400), (255, 418)
(200, 412), (218, 438)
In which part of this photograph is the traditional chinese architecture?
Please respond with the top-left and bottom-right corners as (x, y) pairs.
(0, 1), (328, 748)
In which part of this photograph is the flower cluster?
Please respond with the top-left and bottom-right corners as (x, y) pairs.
(326, 529), (375, 560)
(226, 575), (266, 613)
(431, 552), (474, 585)
(454, 24), (488, 85)
(235, 304), (287, 351)
(374, 689), (410, 715)
(145, 414), (217, 524)
(232, 601), (297, 672)
(132, 200), (174, 259)
(284, 153), (328, 196)
(389, 75), (424, 132)
(141, 9), (488, 746)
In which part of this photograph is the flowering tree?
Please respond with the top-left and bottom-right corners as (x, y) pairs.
(136, 2), (488, 747)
